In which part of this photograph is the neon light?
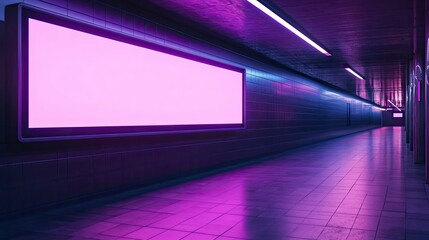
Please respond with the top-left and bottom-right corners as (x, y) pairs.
(393, 112), (403, 118)
(373, 106), (386, 111)
(247, 0), (331, 56)
(345, 67), (365, 80)
(28, 19), (243, 128)
(387, 100), (401, 112)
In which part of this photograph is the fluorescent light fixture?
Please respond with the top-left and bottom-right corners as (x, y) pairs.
(373, 106), (386, 111)
(247, 0), (331, 56)
(344, 65), (365, 80)
(387, 99), (401, 112)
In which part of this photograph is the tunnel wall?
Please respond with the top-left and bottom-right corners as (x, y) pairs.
(382, 111), (405, 126)
(0, 0), (381, 217)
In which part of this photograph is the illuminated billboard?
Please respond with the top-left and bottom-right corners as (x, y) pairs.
(9, 5), (245, 141)
(393, 113), (403, 118)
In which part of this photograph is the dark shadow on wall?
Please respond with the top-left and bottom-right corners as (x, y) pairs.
(0, 21), (5, 143)
(382, 110), (405, 126)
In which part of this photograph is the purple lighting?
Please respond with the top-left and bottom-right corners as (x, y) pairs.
(344, 66), (365, 80)
(387, 99), (401, 112)
(393, 112), (403, 118)
(28, 18), (243, 129)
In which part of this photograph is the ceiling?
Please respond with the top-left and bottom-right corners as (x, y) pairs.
(123, 0), (417, 107)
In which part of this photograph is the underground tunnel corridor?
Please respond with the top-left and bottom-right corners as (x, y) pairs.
(1, 127), (428, 240)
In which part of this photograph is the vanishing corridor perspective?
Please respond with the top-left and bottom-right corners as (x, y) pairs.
(1, 0), (429, 240)
(1, 127), (428, 239)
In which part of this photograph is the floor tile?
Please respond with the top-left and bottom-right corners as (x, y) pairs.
(318, 227), (351, 240)
(2, 127), (427, 240)
(124, 227), (165, 239)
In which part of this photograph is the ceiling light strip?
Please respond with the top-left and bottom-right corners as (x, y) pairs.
(247, 0), (331, 56)
(345, 67), (365, 80)
(387, 99), (401, 112)
(373, 106), (386, 111)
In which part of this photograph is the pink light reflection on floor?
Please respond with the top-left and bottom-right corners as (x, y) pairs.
(2, 127), (425, 240)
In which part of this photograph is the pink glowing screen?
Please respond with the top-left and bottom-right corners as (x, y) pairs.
(28, 18), (243, 128)
(393, 113), (403, 118)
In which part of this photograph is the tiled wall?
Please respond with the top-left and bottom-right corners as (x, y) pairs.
(0, 0), (381, 217)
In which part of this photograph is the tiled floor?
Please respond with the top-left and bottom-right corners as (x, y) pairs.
(2, 127), (429, 240)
